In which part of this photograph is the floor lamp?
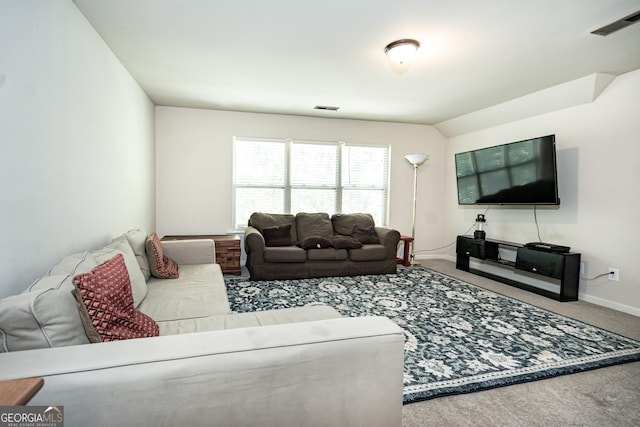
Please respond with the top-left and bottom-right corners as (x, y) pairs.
(405, 153), (429, 265)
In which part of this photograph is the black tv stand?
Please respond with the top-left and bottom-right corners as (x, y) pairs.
(456, 236), (581, 301)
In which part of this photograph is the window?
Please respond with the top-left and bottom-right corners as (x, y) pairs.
(233, 137), (389, 229)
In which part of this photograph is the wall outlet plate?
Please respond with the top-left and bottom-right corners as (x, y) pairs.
(608, 268), (619, 282)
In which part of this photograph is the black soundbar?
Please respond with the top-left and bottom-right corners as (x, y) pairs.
(524, 242), (571, 253)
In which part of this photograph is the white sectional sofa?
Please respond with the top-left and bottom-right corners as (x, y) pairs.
(0, 229), (405, 427)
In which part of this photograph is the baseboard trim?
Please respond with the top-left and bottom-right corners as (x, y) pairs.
(579, 294), (640, 317)
(414, 254), (456, 262)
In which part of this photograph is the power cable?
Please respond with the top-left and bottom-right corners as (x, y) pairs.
(414, 206), (491, 253)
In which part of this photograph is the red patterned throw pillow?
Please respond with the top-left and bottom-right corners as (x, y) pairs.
(73, 254), (159, 342)
(145, 233), (179, 279)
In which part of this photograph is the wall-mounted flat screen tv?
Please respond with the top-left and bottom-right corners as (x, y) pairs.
(455, 135), (560, 205)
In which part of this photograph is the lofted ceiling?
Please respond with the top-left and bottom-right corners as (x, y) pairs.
(73, 0), (640, 127)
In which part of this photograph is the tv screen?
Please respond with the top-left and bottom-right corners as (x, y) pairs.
(455, 135), (559, 205)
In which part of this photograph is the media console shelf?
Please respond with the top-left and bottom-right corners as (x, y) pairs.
(456, 235), (581, 301)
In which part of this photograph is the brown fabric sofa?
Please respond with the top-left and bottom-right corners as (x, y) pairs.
(244, 212), (401, 280)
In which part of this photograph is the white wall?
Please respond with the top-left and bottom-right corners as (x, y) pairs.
(155, 107), (447, 252)
(0, 0), (155, 297)
(443, 69), (640, 315)
(155, 73), (640, 317)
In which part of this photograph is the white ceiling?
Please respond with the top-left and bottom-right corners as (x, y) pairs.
(73, 0), (640, 126)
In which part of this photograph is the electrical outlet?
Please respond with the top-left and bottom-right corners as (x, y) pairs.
(608, 268), (619, 282)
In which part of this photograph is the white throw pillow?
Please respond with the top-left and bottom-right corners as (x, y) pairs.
(113, 229), (151, 282)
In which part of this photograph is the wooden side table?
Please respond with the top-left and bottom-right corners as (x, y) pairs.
(162, 235), (242, 275)
(397, 235), (414, 267)
(0, 378), (44, 405)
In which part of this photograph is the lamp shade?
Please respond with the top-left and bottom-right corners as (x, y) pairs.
(405, 153), (429, 166)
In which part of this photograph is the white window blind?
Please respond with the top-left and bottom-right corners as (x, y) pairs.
(233, 137), (389, 229)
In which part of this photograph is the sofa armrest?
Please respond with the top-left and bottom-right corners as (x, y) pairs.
(0, 317), (404, 427)
(160, 239), (216, 265)
(376, 227), (402, 258)
(244, 225), (266, 264)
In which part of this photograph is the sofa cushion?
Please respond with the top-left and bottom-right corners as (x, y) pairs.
(26, 275), (77, 293)
(0, 287), (90, 352)
(114, 229), (151, 282)
(73, 254), (159, 342)
(352, 225), (380, 244)
(92, 237), (148, 307)
(296, 212), (334, 241)
(45, 251), (98, 277)
(146, 233), (179, 279)
(299, 236), (334, 249)
(263, 224), (293, 247)
(139, 264), (230, 321)
(157, 306), (342, 335)
(263, 246), (307, 263)
(26, 252), (98, 293)
(307, 248), (348, 261)
(250, 212), (297, 243)
(348, 244), (388, 262)
(331, 213), (376, 236)
(330, 235), (363, 249)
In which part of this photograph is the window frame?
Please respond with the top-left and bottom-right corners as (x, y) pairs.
(232, 137), (390, 230)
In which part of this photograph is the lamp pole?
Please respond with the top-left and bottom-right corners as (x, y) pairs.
(404, 154), (429, 265)
(410, 162), (419, 265)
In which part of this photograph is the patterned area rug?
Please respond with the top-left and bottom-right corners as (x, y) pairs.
(224, 266), (640, 404)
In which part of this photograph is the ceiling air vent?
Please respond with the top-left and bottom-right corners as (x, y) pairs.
(591, 10), (640, 36)
(314, 105), (339, 111)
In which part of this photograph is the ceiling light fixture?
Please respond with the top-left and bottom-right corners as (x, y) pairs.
(314, 105), (339, 111)
(384, 39), (420, 65)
